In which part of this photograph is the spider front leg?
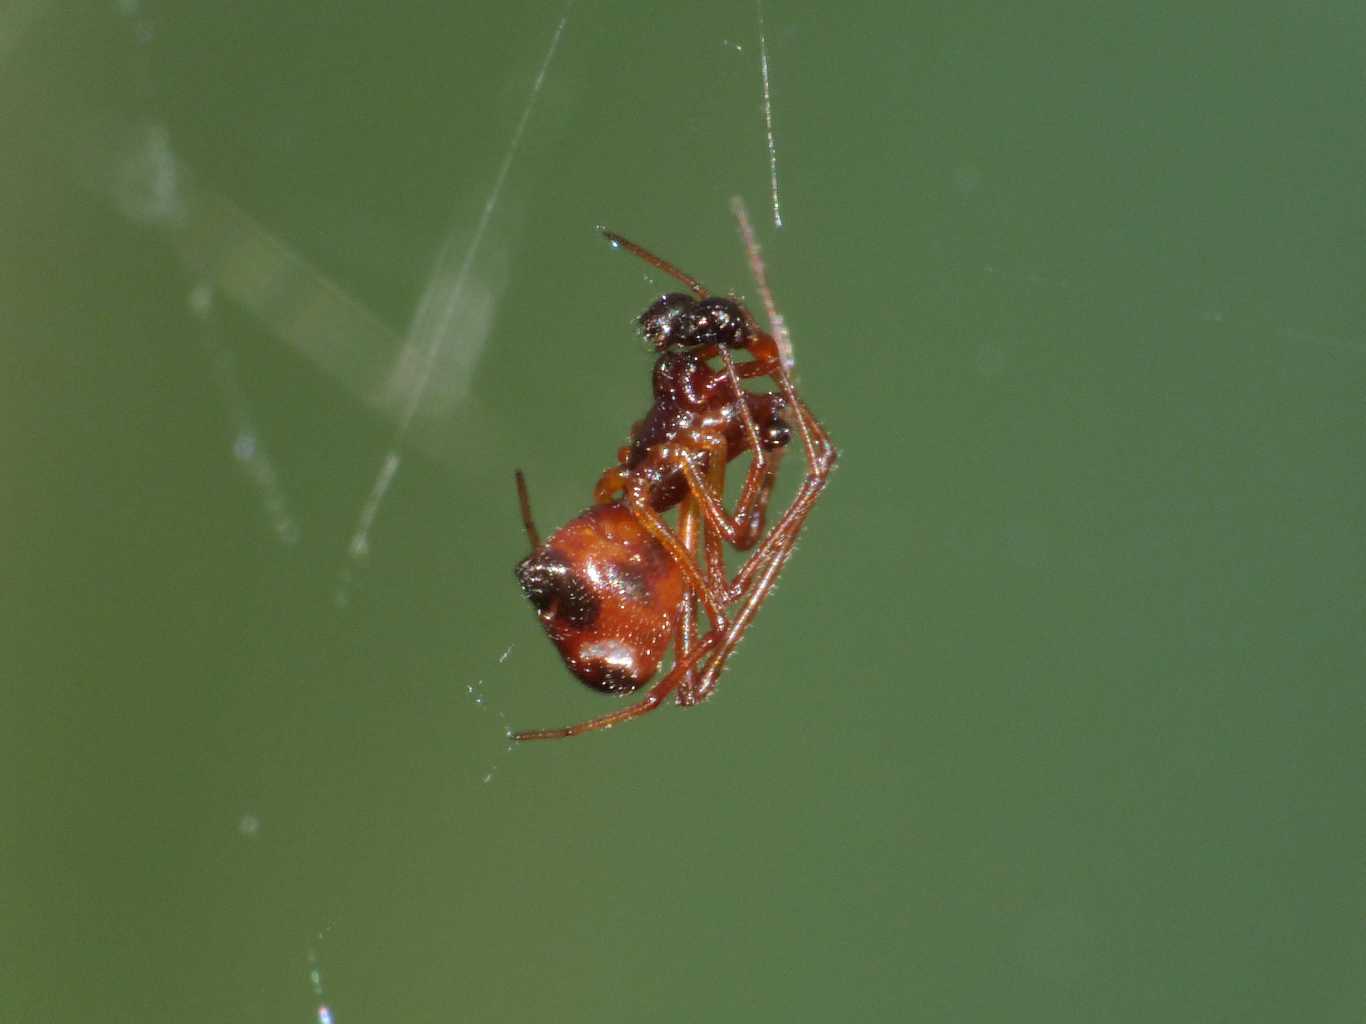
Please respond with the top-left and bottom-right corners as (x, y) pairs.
(717, 358), (837, 590)
(688, 374), (836, 703)
(690, 441), (835, 705)
(689, 518), (802, 705)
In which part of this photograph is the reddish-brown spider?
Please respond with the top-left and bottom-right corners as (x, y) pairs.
(512, 199), (835, 740)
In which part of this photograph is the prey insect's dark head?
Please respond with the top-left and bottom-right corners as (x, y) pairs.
(639, 293), (748, 352)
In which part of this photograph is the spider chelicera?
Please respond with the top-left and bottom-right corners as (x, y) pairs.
(512, 199), (836, 740)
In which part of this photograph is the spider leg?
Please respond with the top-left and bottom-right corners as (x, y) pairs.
(675, 509), (732, 708)
(720, 334), (838, 597)
(677, 441), (740, 707)
(686, 356), (837, 700)
(674, 493), (703, 705)
(675, 204), (837, 703)
(729, 193), (836, 475)
(689, 393), (834, 704)
(769, 359), (837, 477)
(513, 630), (720, 740)
(731, 195), (795, 371)
(688, 518), (802, 704)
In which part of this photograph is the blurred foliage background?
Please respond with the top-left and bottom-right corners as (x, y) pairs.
(4, 1), (1364, 1021)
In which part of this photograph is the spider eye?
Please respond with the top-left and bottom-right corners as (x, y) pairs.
(638, 292), (694, 351)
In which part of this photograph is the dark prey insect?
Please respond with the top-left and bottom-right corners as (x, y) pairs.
(512, 199), (835, 740)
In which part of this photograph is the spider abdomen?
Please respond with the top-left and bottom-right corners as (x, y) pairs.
(515, 503), (684, 694)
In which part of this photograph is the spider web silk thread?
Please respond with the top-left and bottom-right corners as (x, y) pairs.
(341, 4), (575, 584)
(757, 0), (782, 229)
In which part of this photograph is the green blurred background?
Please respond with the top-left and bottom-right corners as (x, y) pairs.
(4, 1), (1364, 1021)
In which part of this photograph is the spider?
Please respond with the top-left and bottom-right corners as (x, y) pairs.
(512, 199), (835, 740)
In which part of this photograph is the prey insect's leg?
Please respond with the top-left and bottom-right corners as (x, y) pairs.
(514, 469), (541, 550)
(668, 432), (784, 554)
(593, 465), (629, 505)
(601, 230), (710, 299)
(716, 346), (768, 472)
(726, 439), (831, 603)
